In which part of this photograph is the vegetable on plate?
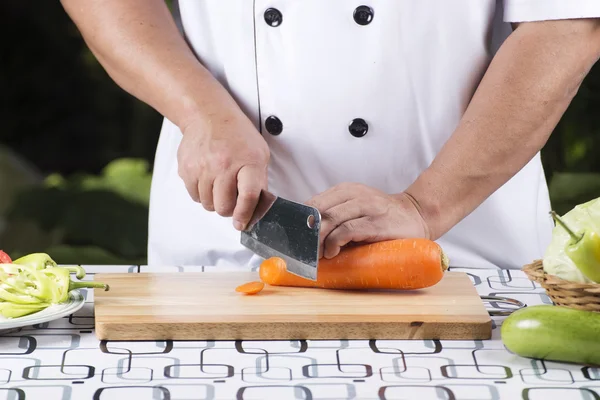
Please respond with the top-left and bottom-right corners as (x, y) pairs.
(259, 238), (448, 290)
(501, 304), (600, 366)
(0, 251), (109, 319)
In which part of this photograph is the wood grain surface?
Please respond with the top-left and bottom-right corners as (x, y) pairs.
(93, 271), (492, 341)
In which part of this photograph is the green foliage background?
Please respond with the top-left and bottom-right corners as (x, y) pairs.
(1, 1), (600, 264)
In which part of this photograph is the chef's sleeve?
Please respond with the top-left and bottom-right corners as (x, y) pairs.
(503, 0), (600, 22)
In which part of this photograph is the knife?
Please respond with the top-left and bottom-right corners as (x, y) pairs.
(240, 190), (321, 281)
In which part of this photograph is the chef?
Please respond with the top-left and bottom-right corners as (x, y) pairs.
(60, 0), (600, 270)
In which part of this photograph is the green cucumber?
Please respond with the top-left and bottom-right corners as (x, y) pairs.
(501, 305), (600, 366)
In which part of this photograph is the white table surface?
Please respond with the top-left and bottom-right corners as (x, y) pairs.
(0, 265), (598, 400)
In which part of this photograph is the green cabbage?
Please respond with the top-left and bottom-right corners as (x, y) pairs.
(543, 197), (600, 283)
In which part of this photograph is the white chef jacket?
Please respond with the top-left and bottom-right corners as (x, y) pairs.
(147, 0), (600, 270)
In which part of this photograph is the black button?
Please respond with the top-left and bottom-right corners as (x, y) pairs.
(265, 116), (283, 135)
(264, 8), (283, 27)
(349, 118), (368, 138)
(353, 5), (374, 25)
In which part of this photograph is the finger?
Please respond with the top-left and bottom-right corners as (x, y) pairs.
(212, 170), (239, 217)
(318, 200), (365, 258)
(178, 163), (201, 203)
(232, 164), (266, 231)
(320, 200), (365, 238)
(323, 217), (374, 259)
(305, 183), (355, 213)
(182, 177), (200, 203)
(198, 177), (215, 212)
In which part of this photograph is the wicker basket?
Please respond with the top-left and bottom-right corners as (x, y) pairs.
(522, 260), (600, 312)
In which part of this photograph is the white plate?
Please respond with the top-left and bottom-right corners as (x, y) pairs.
(0, 290), (85, 331)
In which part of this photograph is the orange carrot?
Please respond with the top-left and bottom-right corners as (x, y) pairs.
(235, 281), (265, 295)
(259, 239), (449, 290)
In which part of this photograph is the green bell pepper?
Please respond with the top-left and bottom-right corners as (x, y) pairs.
(551, 211), (600, 283)
(0, 263), (54, 304)
(0, 301), (51, 318)
(0, 262), (109, 319)
(12, 253), (57, 270)
(42, 265), (108, 303)
(12, 253), (88, 282)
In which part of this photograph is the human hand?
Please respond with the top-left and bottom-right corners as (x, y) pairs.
(177, 109), (270, 231)
(305, 183), (431, 259)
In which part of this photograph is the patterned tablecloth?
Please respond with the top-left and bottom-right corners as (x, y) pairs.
(0, 265), (598, 400)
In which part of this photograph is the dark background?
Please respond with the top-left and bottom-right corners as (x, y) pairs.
(2, 2), (600, 264)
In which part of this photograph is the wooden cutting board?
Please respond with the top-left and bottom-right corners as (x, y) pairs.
(93, 271), (492, 341)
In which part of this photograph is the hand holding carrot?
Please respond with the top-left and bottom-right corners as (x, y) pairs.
(305, 183), (431, 259)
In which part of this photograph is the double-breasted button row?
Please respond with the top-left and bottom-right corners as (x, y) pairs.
(264, 116), (369, 138)
(264, 6), (374, 27)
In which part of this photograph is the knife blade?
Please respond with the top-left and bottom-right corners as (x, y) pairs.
(240, 190), (321, 280)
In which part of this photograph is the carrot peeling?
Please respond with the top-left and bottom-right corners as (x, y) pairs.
(259, 238), (449, 290)
(235, 281), (265, 295)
